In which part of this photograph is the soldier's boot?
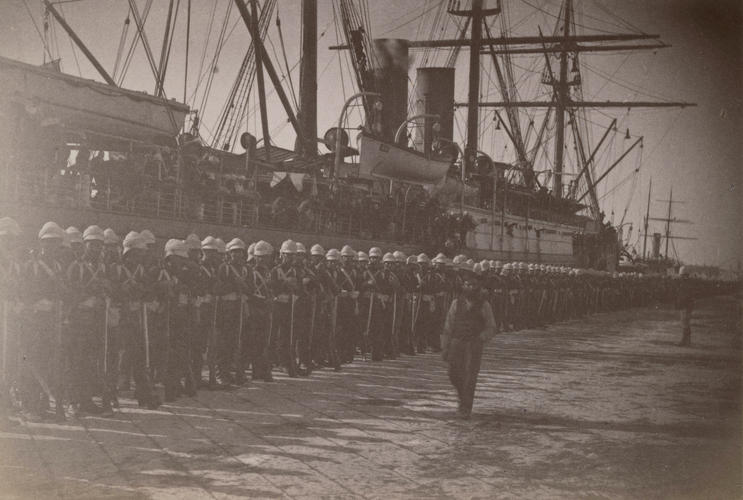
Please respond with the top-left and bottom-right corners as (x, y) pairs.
(54, 400), (66, 422)
(77, 399), (104, 416)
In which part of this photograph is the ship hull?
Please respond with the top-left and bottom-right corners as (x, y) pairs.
(459, 205), (591, 264)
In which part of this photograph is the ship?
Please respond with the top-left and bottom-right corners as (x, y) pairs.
(0, 0), (694, 268)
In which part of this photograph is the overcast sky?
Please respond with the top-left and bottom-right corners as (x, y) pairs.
(0, 0), (740, 269)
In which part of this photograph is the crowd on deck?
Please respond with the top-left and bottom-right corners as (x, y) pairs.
(0, 216), (736, 422)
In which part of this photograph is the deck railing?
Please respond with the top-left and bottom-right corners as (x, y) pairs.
(1, 166), (437, 244)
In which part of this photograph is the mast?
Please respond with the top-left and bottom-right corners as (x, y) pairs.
(642, 178), (652, 260)
(250, 0), (271, 161)
(43, 0), (116, 86)
(553, 0), (571, 199)
(664, 187), (672, 259)
(464, 0), (483, 178)
(233, 0), (304, 149)
(155, 0), (175, 97)
(297, 0), (317, 156)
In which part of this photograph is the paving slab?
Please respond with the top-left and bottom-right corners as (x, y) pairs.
(1, 296), (740, 499)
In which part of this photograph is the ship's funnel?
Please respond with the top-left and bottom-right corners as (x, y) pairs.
(371, 39), (409, 143)
(652, 232), (662, 259)
(413, 67), (455, 154)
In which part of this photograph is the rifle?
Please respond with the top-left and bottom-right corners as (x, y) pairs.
(55, 300), (64, 416)
(1, 300), (7, 386)
(142, 304), (151, 371)
(329, 296), (339, 369)
(308, 293), (317, 368)
(184, 303), (198, 394)
(289, 294), (297, 375)
(263, 299), (274, 362)
(412, 292), (422, 347)
(390, 292), (398, 357)
(235, 296), (245, 381)
(363, 292), (374, 361)
(164, 300), (171, 388)
(103, 298), (110, 377)
(208, 297), (219, 387)
(537, 289), (547, 316)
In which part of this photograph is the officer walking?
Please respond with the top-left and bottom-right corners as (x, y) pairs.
(441, 266), (497, 420)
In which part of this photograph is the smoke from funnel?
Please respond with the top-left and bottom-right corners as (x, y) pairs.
(371, 39), (409, 143)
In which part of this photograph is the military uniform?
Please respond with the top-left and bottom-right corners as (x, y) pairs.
(66, 226), (110, 413)
(270, 242), (301, 377)
(0, 218), (22, 422)
(248, 242), (274, 381)
(215, 239), (252, 385)
(198, 237), (221, 387)
(116, 232), (159, 408)
(333, 248), (361, 363)
(20, 222), (67, 419)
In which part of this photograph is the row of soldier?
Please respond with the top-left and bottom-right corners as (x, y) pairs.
(0, 216), (724, 421)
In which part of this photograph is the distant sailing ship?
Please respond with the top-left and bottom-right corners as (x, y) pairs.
(0, 0), (693, 269)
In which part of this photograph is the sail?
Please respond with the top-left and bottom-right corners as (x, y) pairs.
(358, 132), (452, 186)
(0, 56), (188, 147)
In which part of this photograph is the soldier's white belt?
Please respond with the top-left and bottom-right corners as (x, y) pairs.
(107, 306), (121, 327)
(221, 292), (239, 301)
(275, 293), (291, 303)
(200, 294), (214, 304)
(33, 298), (55, 313)
(78, 296), (101, 309)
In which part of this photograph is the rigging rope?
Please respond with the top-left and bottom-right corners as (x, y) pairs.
(23, 0), (54, 62)
(210, 0), (276, 150)
(197, 1), (233, 123)
(275, 6), (299, 112)
(117, 0), (154, 86)
(112, 14), (131, 81)
(191, 0), (219, 103)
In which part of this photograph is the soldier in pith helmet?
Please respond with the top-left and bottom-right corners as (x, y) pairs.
(270, 240), (300, 377)
(67, 225), (111, 415)
(159, 239), (201, 401)
(215, 238), (251, 386)
(20, 222), (67, 420)
(117, 231), (160, 408)
(249, 241), (275, 381)
(199, 236), (222, 388)
(103, 228), (121, 265)
(0, 217), (22, 426)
